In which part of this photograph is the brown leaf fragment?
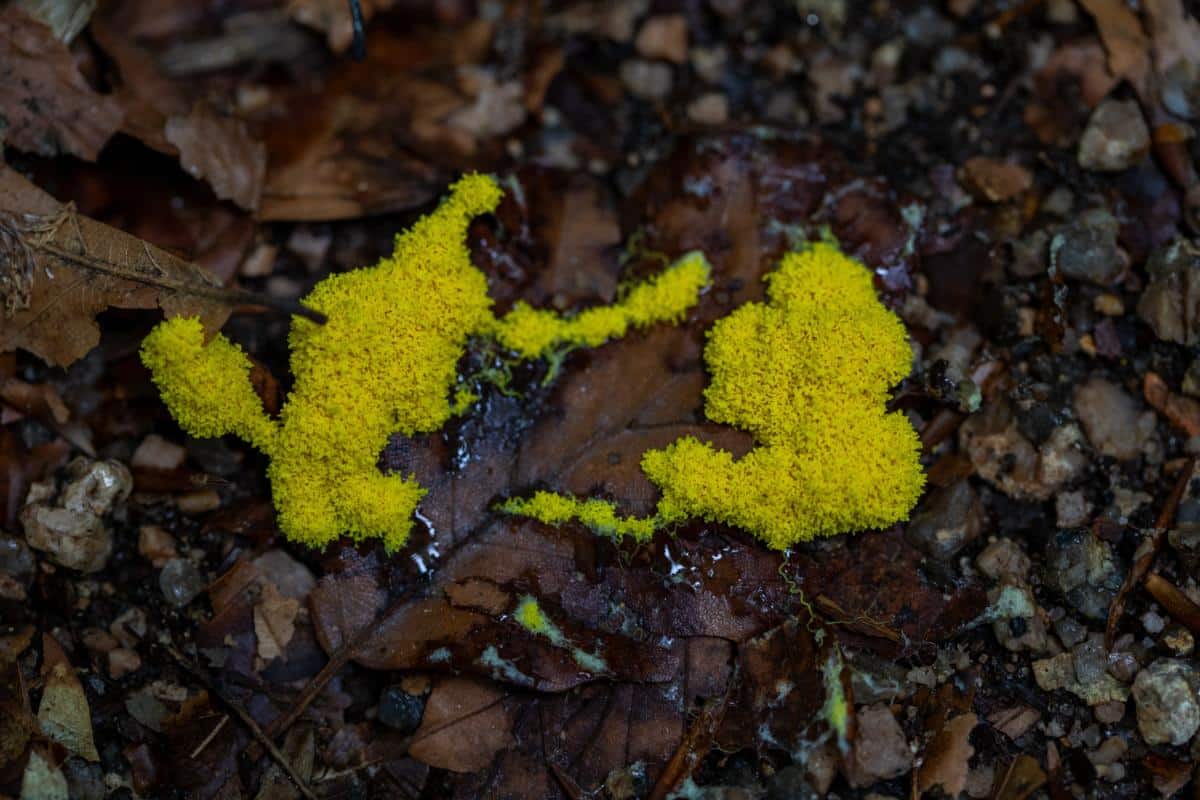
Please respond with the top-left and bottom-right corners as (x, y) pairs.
(917, 712), (977, 796)
(1143, 371), (1200, 437)
(288, 0), (396, 53)
(0, 165), (231, 366)
(960, 157), (1033, 203)
(988, 705), (1041, 740)
(1141, 752), (1192, 796)
(0, 6), (123, 161)
(0, 692), (35, 773)
(165, 106), (267, 212)
(844, 704), (910, 788)
(37, 633), (99, 761)
(309, 573), (387, 655)
(254, 583), (300, 663)
(992, 754), (1047, 800)
(408, 677), (515, 773)
(1078, 0), (1151, 87)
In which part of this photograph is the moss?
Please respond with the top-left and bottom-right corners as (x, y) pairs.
(141, 174), (710, 552)
(504, 241), (925, 550)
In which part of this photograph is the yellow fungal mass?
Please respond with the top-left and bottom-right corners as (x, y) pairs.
(492, 252), (711, 358)
(514, 595), (554, 638)
(643, 242), (924, 548)
(503, 241), (925, 550)
(140, 174), (709, 552)
(498, 491), (657, 542)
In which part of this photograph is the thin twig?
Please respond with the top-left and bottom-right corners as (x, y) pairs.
(1145, 573), (1200, 638)
(166, 645), (319, 800)
(647, 663), (739, 800)
(348, 0), (366, 61)
(1105, 457), (1195, 650)
(189, 714), (230, 760)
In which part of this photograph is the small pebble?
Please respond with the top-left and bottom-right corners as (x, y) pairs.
(620, 60), (673, 100)
(635, 15), (688, 64)
(378, 685), (425, 733)
(1132, 658), (1200, 745)
(1164, 624), (1196, 656)
(687, 93), (729, 126)
(160, 558), (206, 608)
(1078, 99), (1150, 172)
(130, 435), (187, 471)
(138, 525), (178, 568)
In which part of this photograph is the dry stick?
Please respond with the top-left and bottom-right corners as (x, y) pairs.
(1105, 457), (1196, 650)
(245, 588), (419, 766)
(647, 664), (740, 800)
(166, 645), (319, 800)
(1144, 573), (1200, 638)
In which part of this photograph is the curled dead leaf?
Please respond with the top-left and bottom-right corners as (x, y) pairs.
(0, 165), (231, 366)
(37, 634), (99, 762)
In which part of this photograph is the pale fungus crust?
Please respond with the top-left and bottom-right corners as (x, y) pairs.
(140, 173), (710, 552)
(502, 241), (926, 551)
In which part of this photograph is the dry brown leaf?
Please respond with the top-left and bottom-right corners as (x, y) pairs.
(288, 0), (395, 53)
(37, 633), (99, 762)
(165, 105), (267, 212)
(408, 677), (515, 773)
(992, 754), (1047, 800)
(1143, 0), (1200, 75)
(917, 712), (977, 796)
(1077, 0), (1151, 88)
(0, 165), (232, 367)
(0, 6), (123, 161)
(253, 583), (300, 662)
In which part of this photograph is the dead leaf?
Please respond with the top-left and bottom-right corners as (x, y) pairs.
(254, 725), (315, 800)
(960, 157), (1034, 203)
(844, 703), (911, 788)
(0, 6), (123, 161)
(988, 705), (1041, 740)
(0, 691), (35, 774)
(1078, 0), (1151, 88)
(12, 0), (96, 43)
(917, 712), (977, 796)
(288, 0), (396, 53)
(992, 754), (1047, 800)
(1143, 0), (1200, 76)
(37, 633), (99, 761)
(254, 583), (300, 662)
(165, 105), (267, 212)
(259, 31), (460, 221)
(408, 677), (515, 773)
(0, 165), (232, 366)
(1144, 370), (1200, 437)
(717, 615), (844, 754)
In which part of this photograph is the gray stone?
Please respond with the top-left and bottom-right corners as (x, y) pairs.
(1078, 99), (1150, 172)
(1074, 377), (1155, 461)
(159, 559), (206, 608)
(1051, 209), (1128, 285)
(905, 480), (983, 561)
(1137, 238), (1200, 346)
(1133, 659), (1200, 746)
(1043, 529), (1121, 621)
